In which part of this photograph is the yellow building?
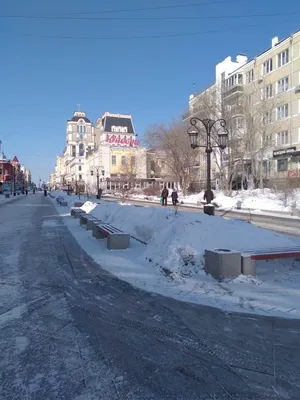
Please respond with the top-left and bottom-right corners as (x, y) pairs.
(184, 30), (300, 186)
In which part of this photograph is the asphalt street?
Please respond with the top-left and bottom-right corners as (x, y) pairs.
(0, 194), (299, 399)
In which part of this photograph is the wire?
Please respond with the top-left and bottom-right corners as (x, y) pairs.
(8, 20), (298, 41)
(0, 0), (243, 18)
(0, 11), (296, 21)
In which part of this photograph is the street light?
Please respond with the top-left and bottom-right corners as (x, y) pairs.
(187, 117), (228, 216)
(90, 166), (105, 199)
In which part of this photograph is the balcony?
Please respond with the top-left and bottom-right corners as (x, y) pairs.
(222, 84), (243, 100)
(182, 107), (207, 121)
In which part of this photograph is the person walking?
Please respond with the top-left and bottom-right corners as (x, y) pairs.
(25, 189), (28, 195)
(203, 189), (214, 204)
(171, 188), (178, 206)
(161, 186), (169, 206)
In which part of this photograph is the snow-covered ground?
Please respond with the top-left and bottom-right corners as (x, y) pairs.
(0, 193), (23, 205)
(53, 191), (300, 319)
(110, 188), (300, 213)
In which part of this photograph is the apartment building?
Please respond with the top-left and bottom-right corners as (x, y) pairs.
(184, 30), (300, 186)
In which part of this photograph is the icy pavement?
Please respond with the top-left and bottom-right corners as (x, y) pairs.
(0, 194), (299, 399)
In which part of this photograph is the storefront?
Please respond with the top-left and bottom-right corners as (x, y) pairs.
(273, 146), (300, 177)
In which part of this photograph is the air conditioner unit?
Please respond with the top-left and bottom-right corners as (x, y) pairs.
(295, 85), (300, 94)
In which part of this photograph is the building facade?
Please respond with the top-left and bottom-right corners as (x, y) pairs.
(184, 30), (300, 187)
(52, 110), (177, 192)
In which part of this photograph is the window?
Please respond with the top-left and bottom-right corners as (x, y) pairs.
(79, 143), (84, 157)
(263, 58), (273, 74)
(277, 104), (288, 120)
(263, 84), (273, 99)
(78, 166), (81, 171)
(112, 155), (116, 165)
(79, 174), (82, 180)
(262, 135), (272, 147)
(246, 69), (254, 83)
(277, 159), (288, 172)
(276, 130), (288, 146)
(277, 77), (289, 93)
(263, 111), (272, 125)
(80, 134), (83, 139)
(225, 73), (243, 89)
(121, 155), (126, 166)
(232, 117), (244, 130)
(72, 145), (76, 157)
(131, 156), (136, 167)
(247, 93), (253, 105)
(278, 49), (289, 67)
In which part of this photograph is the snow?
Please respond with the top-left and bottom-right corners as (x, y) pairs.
(110, 188), (300, 213)
(52, 192), (300, 319)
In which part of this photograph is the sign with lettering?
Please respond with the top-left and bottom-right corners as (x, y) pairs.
(273, 147), (296, 157)
(106, 134), (140, 147)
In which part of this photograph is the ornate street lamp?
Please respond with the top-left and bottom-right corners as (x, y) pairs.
(187, 117), (228, 215)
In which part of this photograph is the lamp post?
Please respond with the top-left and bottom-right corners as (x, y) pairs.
(13, 165), (16, 196)
(187, 117), (228, 216)
(90, 166), (104, 199)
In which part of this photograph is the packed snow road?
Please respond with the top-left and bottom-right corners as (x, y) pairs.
(0, 194), (299, 400)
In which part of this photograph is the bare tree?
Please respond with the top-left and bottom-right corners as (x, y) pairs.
(145, 120), (198, 195)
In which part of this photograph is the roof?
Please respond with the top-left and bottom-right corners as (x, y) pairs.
(68, 116), (91, 123)
(103, 115), (135, 134)
(12, 156), (19, 163)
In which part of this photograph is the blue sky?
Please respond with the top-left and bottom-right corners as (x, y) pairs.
(1, 0), (299, 183)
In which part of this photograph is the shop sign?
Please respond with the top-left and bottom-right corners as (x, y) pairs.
(2, 182), (12, 194)
(106, 134), (140, 147)
(273, 147), (296, 157)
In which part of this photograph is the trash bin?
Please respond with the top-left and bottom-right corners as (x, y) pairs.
(203, 205), (215, 216)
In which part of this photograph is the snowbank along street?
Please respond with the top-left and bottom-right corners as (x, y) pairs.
(55, 192), (300, 319)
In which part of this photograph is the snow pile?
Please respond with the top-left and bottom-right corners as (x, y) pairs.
(109, 188), (300, 212)
(89, 200), (297, 277)
(52, 195), (300, 318)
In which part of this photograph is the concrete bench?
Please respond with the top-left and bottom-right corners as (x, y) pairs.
(92, 223), (130, 250)
(71, 208), (86, 218)
(74, 201), (84, 207)
(86, 218), (102, 231)
(241, 246), (300, 276)
(59, 201), (68, 206)
(80, 213), (98, 227)
(56, 196), (64, 203)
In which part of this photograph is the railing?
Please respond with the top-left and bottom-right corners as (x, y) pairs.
(222, 84), (243, 99)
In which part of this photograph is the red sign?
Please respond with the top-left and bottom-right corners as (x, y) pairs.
(106, 134), (140, 147)
(288, 169), (298, 178)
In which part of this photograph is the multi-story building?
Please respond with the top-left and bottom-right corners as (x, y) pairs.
(85, 112), (140, 192)
(184, 30), (300, 187)
(63, 111), (95, 188)
(53, 110), (176, 193)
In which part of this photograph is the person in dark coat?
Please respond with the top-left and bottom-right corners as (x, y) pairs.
(171, 188), (178, 206)
(161, 186), (169, 206)
(25, 189), (28, 195)
(44, 189), (47, 196)
(203, 189), (214, 204)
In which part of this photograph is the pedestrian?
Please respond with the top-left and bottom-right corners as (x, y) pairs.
(25, 189), (28, 195)
(44, 189), (47, 196)
(161, 186), (169, 206)
(203, 189), (214, 204)
(98, 188), (103, 199)
(33, 188), (35, 194)
(171, 188), (178, 206)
